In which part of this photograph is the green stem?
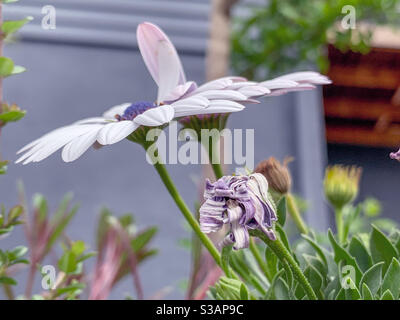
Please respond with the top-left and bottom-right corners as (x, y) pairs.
(335, 206), (345, 245)
(286, 193), (308, 235)
(249, 229), (317, 300)
(204, 137), (224, 179)
(249, 238), (272, 282)
(146, 147), (222, 267)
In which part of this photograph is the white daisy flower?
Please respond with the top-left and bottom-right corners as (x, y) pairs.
(16, 22), (331, 165)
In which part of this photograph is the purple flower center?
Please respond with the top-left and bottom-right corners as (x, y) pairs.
(116, 101), (156, 121)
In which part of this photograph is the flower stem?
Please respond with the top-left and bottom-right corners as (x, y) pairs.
(249, 238), (272, 282)
(249, 229), (317, 300)
(204, 137), (224, 179)
(335, 206), (345, 245)
(146, 147), (222, 267)
(286, 193), (308, 235)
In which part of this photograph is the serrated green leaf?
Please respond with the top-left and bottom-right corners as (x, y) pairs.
(381, 289), (395, 300)
(328, 229), (362, 284)
(381, 258), (400, 299)
(0, 57), (14, 77)
(359, 262), (384, 296)
(2, 17), (33, 36)
(348, 236), (372, 272)
(370, 225), (398, 274)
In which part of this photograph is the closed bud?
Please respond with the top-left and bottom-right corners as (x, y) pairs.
(254, 157), (293, 194)
(324, 165), (362, 209)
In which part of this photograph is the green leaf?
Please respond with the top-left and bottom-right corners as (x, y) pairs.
(0, 57), (14, 77)
(57, 282), (85, 295)
(0, 109), (26, 123)
(274, 278), (290, 300)
(381, 258), (400, 299)
(131, 227), (158, 252)
(277, 196), (287, 226)
(301, 234), (328, 269)
(221, 244), (233, 278)
(0, 276), (17, 285)
(344, 278), (361, 300)
(0, 161), (8, 175)
(275, 224), (290, 252)
(239, 284), (249, 300)
(58, 252), (77, 274)
(304, 264), (323, 299)
(8, 246), (28, 260)
(361, 283), (374, 300)
(381, 289), (395, 300)
(71, 241), (86, 256)
(2, 0), (19, 3)
(328, 229), (362, 284)
(2, 17), (33, 36)
(370, 225), (398, 273)
(348, 236), (372, 272)
(265, 246), (278, 279)
(7, 205), (23, 224)
(359, 262), (384, 296)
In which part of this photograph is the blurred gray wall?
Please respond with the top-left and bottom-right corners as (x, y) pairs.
(1, 0), (329, 299)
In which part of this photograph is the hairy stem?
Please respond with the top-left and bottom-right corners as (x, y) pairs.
(250, 229), (317, 300)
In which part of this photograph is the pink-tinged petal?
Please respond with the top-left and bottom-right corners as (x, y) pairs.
(226, 81), (258, 90)
(157, 40), (182, 103)
(238, 86), (271, 98)
(136, 22), (186, 88)
(195, 78), (233, 93)
(97, 121), (138, 145)
(275, 71), (331, 84)
(62, 125), (104, 162)
(163, 81), (197, 102)
(102, 103), (131, 119)
(197, 90), (247, 101)
(133, 104), (174, 127)
(268, 84), (316, 96)
(260, 79), (299, 90)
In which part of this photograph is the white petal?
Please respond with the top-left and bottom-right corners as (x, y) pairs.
(17, 125), (101, 164)
(226, 81), (258, 90)
(196, 100), (245, 115)
(74, 117), (109, 125)
(172, 96), (210, 117)
(238, 86), (271, 98)
(133, 105), (174, 127)
(163, 81), (197, 102)
(276, 71), (331, 84)
(197, 90), (247, 101)
(62, 125), (104, 162)
(97, 121), (138, 145)
(102, 103), (131, 119)
(157, 40), (182, 103)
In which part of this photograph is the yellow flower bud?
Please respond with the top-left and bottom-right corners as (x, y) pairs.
(324, 165), (362, 209)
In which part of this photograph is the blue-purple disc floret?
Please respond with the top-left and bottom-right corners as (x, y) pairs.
(116, 101), (156, 121)
(199, 174), (277, 250)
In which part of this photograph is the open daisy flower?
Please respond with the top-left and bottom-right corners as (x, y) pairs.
(16, 22), (331, 165)
(199, 173), (277, 250)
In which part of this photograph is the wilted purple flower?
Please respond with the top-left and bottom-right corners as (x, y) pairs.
(199, 173), (277, 250)
(390, 148), (400, 161)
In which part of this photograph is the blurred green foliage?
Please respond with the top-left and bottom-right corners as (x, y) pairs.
(232, 0), (400, 79)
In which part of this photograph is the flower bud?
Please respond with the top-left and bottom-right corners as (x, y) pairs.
(254, 157), (293, 194)
(324, 165), (362, 209)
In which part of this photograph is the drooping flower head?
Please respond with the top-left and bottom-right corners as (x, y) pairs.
(324, 165), (362, 209)
(16, 22), (331, 165)
(199, 173), (277, 250)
